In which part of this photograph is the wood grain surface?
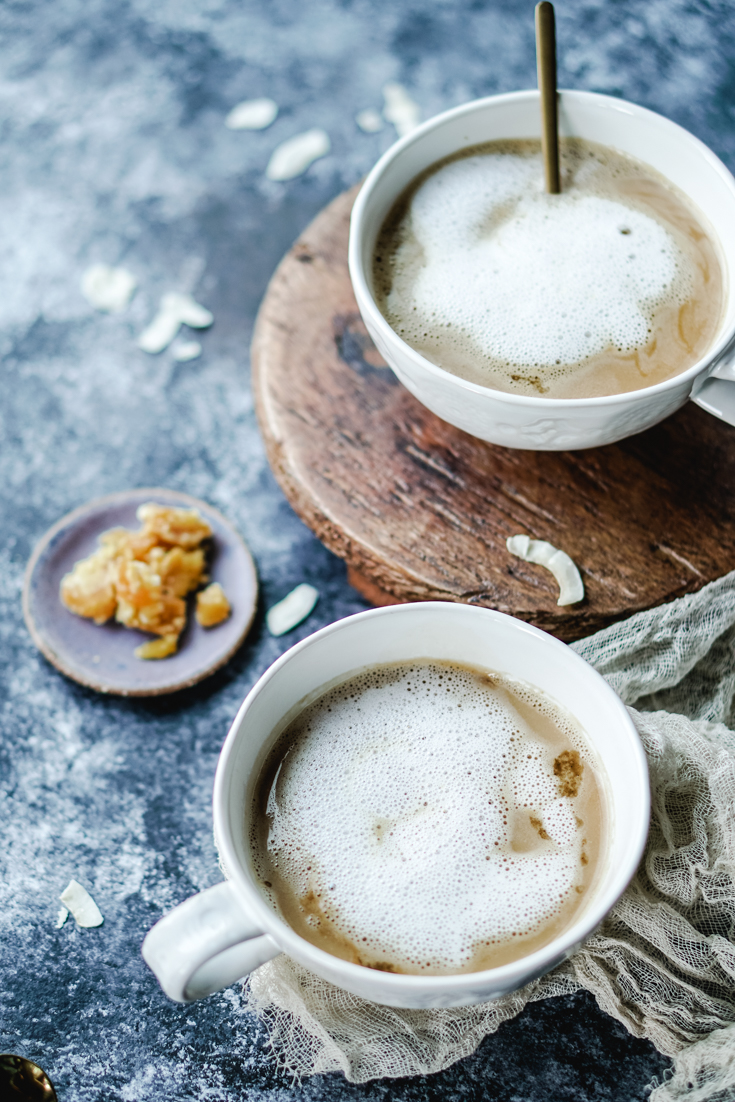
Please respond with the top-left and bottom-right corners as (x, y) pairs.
(252, 185), (735, 641)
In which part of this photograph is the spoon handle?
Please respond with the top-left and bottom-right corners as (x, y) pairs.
(536, 1), (560, 194)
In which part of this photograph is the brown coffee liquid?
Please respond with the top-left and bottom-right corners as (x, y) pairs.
(249, 660), (605, 976)
(373, 139), (723, 399)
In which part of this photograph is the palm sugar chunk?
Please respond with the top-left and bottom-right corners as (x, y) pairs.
(134, 634), (179, 660)
(59, 546), (118, 625)
(137, 502), (212, 549)
(114, 558), (187, 637)
(147, 546), (208, 598)
(196, 582), (231, 627)
(100, 526), (159, 560)
(59, 502), (230, 659)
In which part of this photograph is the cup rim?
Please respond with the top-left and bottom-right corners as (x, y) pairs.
(214, 602), (650, 996)
(348, 88), (735, 410)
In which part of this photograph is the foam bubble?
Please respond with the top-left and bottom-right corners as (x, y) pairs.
(385, 150), (691, 373)
(257, 663), (595, 972)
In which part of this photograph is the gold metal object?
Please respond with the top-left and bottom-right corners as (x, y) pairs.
(535, 1), (560, 193)
(0, 1055), (57, 1101)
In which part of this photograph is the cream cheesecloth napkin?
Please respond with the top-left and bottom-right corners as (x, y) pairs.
(243, 572), (735, 1100)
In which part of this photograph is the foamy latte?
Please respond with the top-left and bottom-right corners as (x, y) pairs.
(250, 660), (605, 976)
(373, 139), (723, 399)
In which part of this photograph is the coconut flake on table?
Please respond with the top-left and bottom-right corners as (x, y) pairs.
(225, 97), (278, 130)
(59, 879), (104, 928)
(81, 264), (137, 312)
(265, 129), (330, 181)
(170, 338), (202, 362)
(266, 583), (319, 636)
(356, 108), (384, 133)
(382, 82), (421, 137)
(137, 293), (213, 354)
(506, 535), (584, 607)
(55, 906), (69, 929)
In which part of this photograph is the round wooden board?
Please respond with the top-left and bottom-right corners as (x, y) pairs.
(252, 185), (735, 641)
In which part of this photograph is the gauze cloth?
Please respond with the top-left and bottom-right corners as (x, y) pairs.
(244, 572), (735, 1100)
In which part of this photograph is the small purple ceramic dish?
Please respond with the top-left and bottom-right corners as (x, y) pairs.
(23, 488), (258, 696)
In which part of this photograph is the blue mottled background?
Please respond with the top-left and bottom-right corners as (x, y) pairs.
(1, 1), (733, 1098)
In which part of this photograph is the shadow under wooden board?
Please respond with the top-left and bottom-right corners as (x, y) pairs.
(252, 184), (735, 642)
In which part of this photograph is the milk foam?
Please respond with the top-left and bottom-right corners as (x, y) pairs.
(257, 663), (595, 972)
(385, 149), (691, 373)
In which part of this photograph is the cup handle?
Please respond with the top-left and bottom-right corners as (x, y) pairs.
(141, 881), (280, 1003)
(691, 345), (735, 426)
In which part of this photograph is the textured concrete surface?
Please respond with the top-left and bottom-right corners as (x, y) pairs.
(2, 0), (733, 1098)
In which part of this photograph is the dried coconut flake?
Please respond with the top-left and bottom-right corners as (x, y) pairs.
(267, 583), (319, 636)
(506, 535), (584, 607)
(382, 82), (421, 138)
(137, 293), (213, 354)
(59, 879), (104, 928)
(81, 264), (137, 312)
(266, 129), (330, 181)
(170, 338), (202, 362)
(356, 108), (383, 133)
(225, 98), (278, 130)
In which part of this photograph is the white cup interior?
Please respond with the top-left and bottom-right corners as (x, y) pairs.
(215, 603), (648, 1004)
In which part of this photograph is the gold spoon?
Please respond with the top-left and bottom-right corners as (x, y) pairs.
(535, 0), (560, 193)
(0, 1055), (57, 1101)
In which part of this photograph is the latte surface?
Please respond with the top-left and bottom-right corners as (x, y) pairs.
(373, 139), (723, 399)
(250, 660), (605, 975)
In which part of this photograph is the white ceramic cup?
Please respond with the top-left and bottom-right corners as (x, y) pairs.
(142, 602), (649, 1009)
(348, 90), (735, 450)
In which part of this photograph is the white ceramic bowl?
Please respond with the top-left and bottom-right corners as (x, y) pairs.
(142, 602), (649, 1009)
(349, 90), (735, 450)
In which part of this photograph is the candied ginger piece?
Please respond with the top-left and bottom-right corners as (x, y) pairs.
(137, 503), (212, 549)
(114, 558), (186, 637)
(60, 548), (117, 624)
(134, 634), (179, 660)
(196, 582), (231, 627)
